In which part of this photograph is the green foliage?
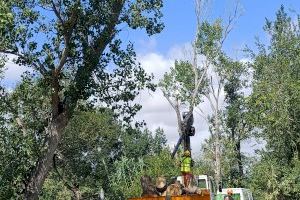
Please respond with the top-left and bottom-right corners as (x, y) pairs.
(0, 74), (168, 199)
(1, 1), (163, 116)
(0, 1), (13, 50)
(221, 60), (250, 187)
(57, 111), (122, 196)
(151, 128), (168, 154)
(143, 149), (179, 178)
(41, 173), (72, 200)
(192, 156), (215, 176)
(159, 19), (227, 109)
(246, 6), (300, 199)
(248, 6), (300, 162)
(39, 111), (169, 199)
(249, 156), (300, 200)
(109, 156), (145, 199)
(121, 127), (167, 158)
(109, 149), (178, 199)
(0, 1), (13, 29)
(0, 74), (51, 198)
(0, 0), (165, 197)
(196, 20), (223, 60)
(159, 60), (207, 110)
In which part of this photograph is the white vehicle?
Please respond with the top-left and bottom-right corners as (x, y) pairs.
(216, 188), (253, 200)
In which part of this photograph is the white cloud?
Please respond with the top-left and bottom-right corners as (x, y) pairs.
(137, 52), (173, 83)
(2, 54), (29, 88)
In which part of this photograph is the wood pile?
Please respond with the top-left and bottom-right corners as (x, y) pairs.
(140, 176), (203, 197)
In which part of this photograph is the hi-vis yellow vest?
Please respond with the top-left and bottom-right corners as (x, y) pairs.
(181, 157), (192, 172)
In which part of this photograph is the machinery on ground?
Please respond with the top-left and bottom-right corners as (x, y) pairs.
(128, 112), (211, 200)
(128, 111), (253, 200)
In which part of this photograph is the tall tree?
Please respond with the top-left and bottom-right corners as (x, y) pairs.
(159, 60), (207, 152)
(195, 2), (242, 188)
(247, 6), (300, 199)
(222, 60), (249, 187)
(0, 0), (164, 199)
(159, 0), (241, 189)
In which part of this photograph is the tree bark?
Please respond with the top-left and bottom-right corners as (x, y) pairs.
(214, 112), (222, 191)
(236, 138), (243, 186)
(25, 114), (68, 199)
(71, 187), (81, 200)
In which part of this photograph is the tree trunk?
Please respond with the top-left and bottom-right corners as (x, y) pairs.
(214, 113), (222, 190)
(25, 114), (68, 199)
(236, 138), (243, 186)
(215, 134), (221, 190)
(71, 187), (81, 200)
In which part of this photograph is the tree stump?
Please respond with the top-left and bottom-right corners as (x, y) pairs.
(140, 175), (159, 197)
(166, 181), (182, 196)
(156, 176), (167, 196)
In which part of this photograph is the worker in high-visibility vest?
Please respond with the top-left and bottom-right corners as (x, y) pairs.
(180, 150), (193, 188)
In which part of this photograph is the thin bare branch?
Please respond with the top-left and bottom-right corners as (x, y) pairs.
(195, 107), (209, 123)
(191, 53), (209, 108)
(56, 45), (70, 73)
(174, 99), (183, 134)
(162, 91), (176, 111)
(195, 0), (202, 27)
(220, 1), (241, 46)
(16, 117), (27, 137)
(209, 74), (218, 103)
(55, 1), (79, 73)
(205, 92), (216, 112)
(51, 0), (65, 25)
(216, 78), (222, 104)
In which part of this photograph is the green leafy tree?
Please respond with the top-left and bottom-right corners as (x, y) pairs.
(107, 127), (170, 199)
(0, 0), (164, 198)
(0, 79), (166, 199)
(247, 6), (300, 200)
(159, 60), (207, 140)
(221, 60), (250, 187)
(160, 3), (241, 188)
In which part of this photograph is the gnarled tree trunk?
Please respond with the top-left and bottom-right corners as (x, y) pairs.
(25, 114), (68, 199)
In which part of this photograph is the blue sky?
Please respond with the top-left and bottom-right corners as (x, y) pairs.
(125, 0), (300, 57)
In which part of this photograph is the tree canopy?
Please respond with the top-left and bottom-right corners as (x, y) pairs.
(0, 2), (300, 200)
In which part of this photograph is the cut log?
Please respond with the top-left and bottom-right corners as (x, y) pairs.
(141, 176), (159, 197)
(183, 186), (202, 195)
(156, 176), (167, 196)
(166, 182), (182, 196)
